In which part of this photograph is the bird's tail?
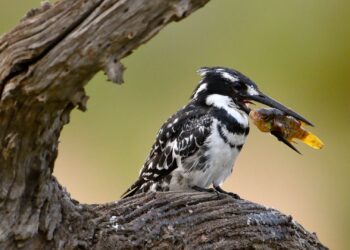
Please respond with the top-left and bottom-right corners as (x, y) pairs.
(120, 180), (142, 199)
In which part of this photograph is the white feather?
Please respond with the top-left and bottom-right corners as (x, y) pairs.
(169, 119), (245, 190)
(189, 119), (241, 187)
(193, 83), (207, 99)
(205, 94), (249, 126)
(247, 85), (259, 96)
(220, 72), (238, 83)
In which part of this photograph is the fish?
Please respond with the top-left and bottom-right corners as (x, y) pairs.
(249, 108), (324, 154)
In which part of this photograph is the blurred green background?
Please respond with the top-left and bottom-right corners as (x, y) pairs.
(1, 0), (349, 249)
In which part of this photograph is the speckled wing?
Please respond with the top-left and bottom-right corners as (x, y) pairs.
(121, 104), (212, 198)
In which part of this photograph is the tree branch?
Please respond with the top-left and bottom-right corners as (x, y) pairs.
(0, 0), (328, 249)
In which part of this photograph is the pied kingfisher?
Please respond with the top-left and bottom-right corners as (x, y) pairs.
(122, 67), (311, 198)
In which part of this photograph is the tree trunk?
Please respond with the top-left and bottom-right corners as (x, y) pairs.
(0, 0), (328, 249)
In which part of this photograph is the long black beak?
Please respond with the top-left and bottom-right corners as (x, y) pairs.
(247, 92), (314, 126)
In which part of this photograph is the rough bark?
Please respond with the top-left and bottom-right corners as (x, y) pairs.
(0, 0), (328, 249)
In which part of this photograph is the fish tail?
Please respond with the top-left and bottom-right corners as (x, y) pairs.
(300, 131), (324, 149)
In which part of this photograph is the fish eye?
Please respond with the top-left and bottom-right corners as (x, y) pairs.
(262, 115), (270, 121)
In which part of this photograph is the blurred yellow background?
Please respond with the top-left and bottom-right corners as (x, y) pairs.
(1, 0), (349, 249)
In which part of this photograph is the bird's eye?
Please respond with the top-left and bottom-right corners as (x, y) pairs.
(231, 82), (246, 91)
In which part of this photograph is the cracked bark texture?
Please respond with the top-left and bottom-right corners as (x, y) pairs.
(0, 0), (328, 249)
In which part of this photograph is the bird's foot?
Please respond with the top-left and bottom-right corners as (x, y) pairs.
(192, 186), (216, 194)
(213, 185), (241, 199)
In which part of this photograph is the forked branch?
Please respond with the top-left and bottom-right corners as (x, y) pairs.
(0, 0), (327, 249)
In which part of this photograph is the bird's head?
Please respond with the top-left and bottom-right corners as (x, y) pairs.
(192, 67), (313, 126)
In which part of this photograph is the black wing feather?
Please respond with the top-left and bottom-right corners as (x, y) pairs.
(121, 104), (212, 198)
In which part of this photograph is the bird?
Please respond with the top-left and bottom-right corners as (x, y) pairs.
(121, 67), (312, 198)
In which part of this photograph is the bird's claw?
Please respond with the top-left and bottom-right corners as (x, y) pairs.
(192, 185), (241, 199)
(213, 185), (241, 199)
(192, 186), (215, 193)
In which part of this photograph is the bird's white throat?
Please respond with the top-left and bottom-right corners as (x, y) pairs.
(205, 94), (249, 126)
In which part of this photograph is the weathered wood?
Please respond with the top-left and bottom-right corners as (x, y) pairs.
(0, 0), (327, 249)
(92, 192), (327, 249)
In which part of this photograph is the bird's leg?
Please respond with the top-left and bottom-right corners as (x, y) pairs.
(213, 185), (241, 199)
(192, 185), (216, 193)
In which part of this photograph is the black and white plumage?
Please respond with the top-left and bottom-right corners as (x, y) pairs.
(122, 67), (312, 198)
